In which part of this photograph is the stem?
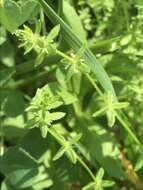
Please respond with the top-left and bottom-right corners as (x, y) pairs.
(56, 50), (74, 63)
(40, 8), (47, 35)
(85, 73), (103, 97)
(47, 127), (95, 181)
(116, 113), (141, 146)
(0, 124), (4, 156)
(3, 69), (54, 90)
(47, 128), (64, 145)
(76, 155), (95, 181)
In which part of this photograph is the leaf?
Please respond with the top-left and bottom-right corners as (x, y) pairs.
(62, 0), (86, 43)
(0, 147), (37, 174)
(47, 112), (66, 121)
(0, 147), (39, 188)
(95, 168), (104, 181)
(0, 89), (25, 117)
(47, 99), (63, 110)
(0, 0), (37, 32)
(0, 26), (7, 45)
(75, 118), (125, 179)
(35, 51), (46, 67)
(66, 148), (77, 164)
(0, 145), (52, 189)
(102, 180), (115, 187)
(53, 146), (65, 161)
(38, 0), (117, 101)
(92, 107), (107, 118)
(82, 182), (95, 190)
(40, 125), (48, 138)
(58, 89), (77, 105)
(70, 133), (82, 144)
(1, 180), (14, 190)
(134, 154), (143, 171)
(47, 24), (60, 40)
(20, 128), (50, 161)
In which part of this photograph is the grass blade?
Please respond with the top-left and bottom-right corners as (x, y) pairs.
(38, 0), (117, 101)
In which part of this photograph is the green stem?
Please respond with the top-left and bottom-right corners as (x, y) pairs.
(85, 73), (103, 97)
(3, 69), (54, 89)
(47, 128), (65, 145)
(0, 124), (4, 156)
(40, 8), (47, 35)
(76, 155), (95, 181)
(116, 112), (141, 146)
(56, 50), (74, 63)
(47, 127), (95, 181)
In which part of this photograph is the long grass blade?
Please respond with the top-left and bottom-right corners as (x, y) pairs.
(38, 0), (117, 101)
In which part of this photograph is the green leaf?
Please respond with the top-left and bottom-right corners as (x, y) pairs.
(82, 182), (95, 190)
(0, 147), (39, 188)
(58, 89), (77, 105)
(92, 107), (107, 118)
(0, 89), (25, 117)
(66, 148), (77, 164)
(62, 0), (86, 43)
(48, 112), (66, 121)
(0, 0), (37, 32)
(20, 128), (49, 161)
(135, 154), (143, 171)
(0, 147), (37, 174)
(1, 180), (14, 190)
(95, 168), (104, 181)
(53, 146), (65, 161)
(40, 125), (48, 138)
(47, 24), (60, 40)
(70, 133), (82, 144)
(102, 180), (115, 187)
(75, 119), (125, 179)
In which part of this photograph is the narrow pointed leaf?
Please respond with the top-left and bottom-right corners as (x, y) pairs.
(82, 182), (95, 190)
(47, 24), (60, 40)
(53, 147), (65, 161)
(102, 180), (115, 187)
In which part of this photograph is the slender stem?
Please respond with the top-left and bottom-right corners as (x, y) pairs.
(3, 69), (54, 90)
(40, 8), (47, 35)
(76, 155), (95, 181)
(0, 124), (4, 156)
(56, 50), (74, 63)
(116, 113), (141, 146)
(47, 128), (64, 145)
(85, 73), (103, 97)
(47, 127), (95, 181)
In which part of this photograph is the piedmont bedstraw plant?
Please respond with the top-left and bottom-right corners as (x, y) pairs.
(25, 84), (114, 189)
(20, 23), (115, 187)
(1, 0), (143, 189)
